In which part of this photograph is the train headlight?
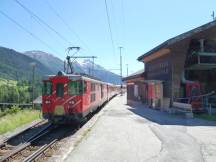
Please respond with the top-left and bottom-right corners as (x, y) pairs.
(45, 100), (51, 104)
(69, 100), (75, 105)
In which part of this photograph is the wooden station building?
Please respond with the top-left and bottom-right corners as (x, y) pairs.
(124, 20), (216, 111)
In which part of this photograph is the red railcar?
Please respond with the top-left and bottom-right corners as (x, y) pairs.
(42, 71), (119, 123)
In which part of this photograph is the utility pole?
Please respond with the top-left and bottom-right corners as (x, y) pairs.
(126, 64), (128, 76)
(212, 11), (215, 21)
(30, 63), (36, 109)
(119, 46), (123, 95)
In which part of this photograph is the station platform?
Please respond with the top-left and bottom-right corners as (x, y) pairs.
(64, 94), (216, 162)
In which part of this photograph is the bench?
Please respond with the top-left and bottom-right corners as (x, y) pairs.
(171, 102), (193, 118)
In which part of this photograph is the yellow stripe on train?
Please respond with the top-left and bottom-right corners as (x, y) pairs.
(54, 105), (65, 115)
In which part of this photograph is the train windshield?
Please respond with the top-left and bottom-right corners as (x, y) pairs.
(68, 81), (83, 95)
(42, 81), (52, 95)
(56, 83), (64, 97)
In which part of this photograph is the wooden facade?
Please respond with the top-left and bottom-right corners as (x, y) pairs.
(124, 20), (216, 111)
(137, 20), (216, 109)
(123, 71), (165, 109)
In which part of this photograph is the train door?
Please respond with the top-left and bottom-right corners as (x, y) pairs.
(51, 77), (68, 116)
(82, 80), (88, 110)
(101, 84), (103, 99)
(42, 80), (53, 115)
(56, 83), (64, 98)
(107, 85), (109, 100)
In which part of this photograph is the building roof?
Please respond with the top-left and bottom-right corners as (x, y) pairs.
(33, 96), (42, 104)
(122, 69), (145, 81)
(137, 20), (216, 61)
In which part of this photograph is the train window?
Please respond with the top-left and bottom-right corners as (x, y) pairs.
(56, 83), (64, 97)
(91, 83), (96, 91)
(91, 93), (96, 102)
(68, 81), (82, 95)
(101, 84), (104, 98)
(42, 81), (52, 95)
(83, 81), (87, 93)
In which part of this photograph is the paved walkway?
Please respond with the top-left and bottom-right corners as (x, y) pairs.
(65, 94), (216, 162)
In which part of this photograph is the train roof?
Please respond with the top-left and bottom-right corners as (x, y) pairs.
(43, 71), (117, 86)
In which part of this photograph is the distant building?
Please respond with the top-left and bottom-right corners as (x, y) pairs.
(33, 96), (42, 105)
(122, 70), (145, 103)
(124, 20), (216, 111)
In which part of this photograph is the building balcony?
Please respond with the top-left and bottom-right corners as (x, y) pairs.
(185, 51), (216, 70)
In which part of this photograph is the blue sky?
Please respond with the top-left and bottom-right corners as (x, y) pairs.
(0, 0), (215, 76)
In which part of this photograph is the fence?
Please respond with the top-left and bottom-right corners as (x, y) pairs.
(0, 103), (33, 110)
(175, 91), (216, 114)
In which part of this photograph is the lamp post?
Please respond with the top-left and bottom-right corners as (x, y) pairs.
(126, 64), (128, 76)
(30, 62), (36, 109)
(119, 47), (123, 95)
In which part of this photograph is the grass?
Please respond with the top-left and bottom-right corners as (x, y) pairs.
(195, 113), (216, 121)
(0, 78), (17, 86)
(0, 109), (40, 134)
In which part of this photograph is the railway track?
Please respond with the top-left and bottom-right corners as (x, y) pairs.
(0, 120), (51, 162)
(22, 127), (77, 162)
(0, 97), (108, 162)
(0, 120), (48, 149)
(0, 123), (77, 162)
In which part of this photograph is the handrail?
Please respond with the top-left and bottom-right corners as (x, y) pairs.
(0, 103), (32, 106)
(175, 91), (215, 101)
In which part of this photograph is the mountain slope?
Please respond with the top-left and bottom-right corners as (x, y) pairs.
(24, 51), (64, 74)
(24, 51), (85, 74)
(0, 47), (52, 80)
(79, 59), (121, 84)
(24, 50), (121, 84)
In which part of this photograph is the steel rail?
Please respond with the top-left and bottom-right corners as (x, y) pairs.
(0, 123), (53, 162)
(23, 128), (77, 162)
(23, 139), (57, 162)
(0, 120), (47, 148)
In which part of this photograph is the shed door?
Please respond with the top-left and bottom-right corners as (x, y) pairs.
(134, 85), (138, 98)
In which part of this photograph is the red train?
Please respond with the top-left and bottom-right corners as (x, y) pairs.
(42, 71), (120, 123)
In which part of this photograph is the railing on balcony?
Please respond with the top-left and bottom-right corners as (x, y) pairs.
(185, 51), (216, 70)
(175, 91), (216, 114)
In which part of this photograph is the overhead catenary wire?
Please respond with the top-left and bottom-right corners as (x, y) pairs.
(120, 0), (126, 46)
(0, 10), (60, 54)
(32, 15), (66, 49)
(109, 0), (121, 47)
(104, 0), (116, 55)
(44, 0), (91, 51)
(120, 0), (127, 76)
(14, 0), (73, 46)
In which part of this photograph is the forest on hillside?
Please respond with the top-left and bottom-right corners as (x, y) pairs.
(0, 47), (52, 80)
(0, 79), (42, 104)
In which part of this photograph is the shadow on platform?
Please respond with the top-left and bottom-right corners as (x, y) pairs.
(127, 102), (216, 127)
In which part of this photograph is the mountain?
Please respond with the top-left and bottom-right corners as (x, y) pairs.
(0, 47), (121, 84)
(24, 51), (64, 74)
(25, 51), (121, 84)
(78, 59), (121, 84)
(24, 51), (85, 74)
(0, 47), (52, 80)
